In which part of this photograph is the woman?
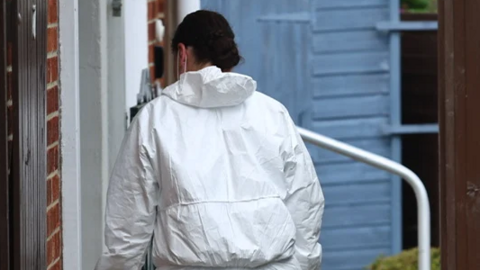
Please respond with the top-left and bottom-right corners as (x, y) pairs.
(96, 10), (324, 270)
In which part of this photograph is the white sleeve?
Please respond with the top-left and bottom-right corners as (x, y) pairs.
(283, 120), (325, 270)
(95, 115), (159, 270)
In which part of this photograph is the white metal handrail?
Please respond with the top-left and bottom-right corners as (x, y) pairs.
(297, 127), (431, 270)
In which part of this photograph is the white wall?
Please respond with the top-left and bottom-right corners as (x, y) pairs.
(79, 0), (109, 268)
(59, 0), (82, 269)
(78, 0), (149, 269)
(124, 0), (148, 117)
(105, 0), (149, 256)
(177, 0), (201, 24)
(107, 4), (126, 174)
(107, 0), (148, 173)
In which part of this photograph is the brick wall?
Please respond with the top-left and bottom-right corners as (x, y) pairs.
(148, 0), (166, 85)
(46, 0), (62, 268)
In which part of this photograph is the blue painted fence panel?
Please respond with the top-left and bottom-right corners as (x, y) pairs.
(312, 52), (389, 76)
(312, 1), (400, 267)
(314, 7), (389, 31)
(311, 117), (388, 139)
(317, 162), (390, 185)
(201, 1), (399, 269)
(313, 73), (389, 98)
(310, 138), (391, 164)
(312, 95), (389, 120)
(259, 21), (311, 123)
(314, 0), (388, 10)
(201, 0), (309, 83)
(321, 226), (391, 250)
(323, 203), (391, 228)
(202, 0), (311, 123)
(313, 30), (388, 54)
(322, 181), (391, 205)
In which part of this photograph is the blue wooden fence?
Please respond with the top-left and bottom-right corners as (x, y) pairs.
(201, 1), (401, 269)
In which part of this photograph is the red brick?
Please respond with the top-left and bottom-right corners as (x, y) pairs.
(157, 0), (165, 14)
(48, 0), (58, 25)
(47, 27), (58, 53)
(47, 178), (52, 206)
(148, 22), (156, 42)
(149, 66), (155, 83)
(47, 145), (59, 175)
(148, 1), (156, 21)
(47, 57), (59, 84)
(149, 44), (155, 65)
(47, 203), (60, 236)
(160, 77), (166, 88)
(50, 174), (60, 203)
(47, 230), (61, 265)
(49, 259), (62, 270)
(47, 116), (59, 146)
(47, 86), (59, 115)
(47, 1), (62, 266)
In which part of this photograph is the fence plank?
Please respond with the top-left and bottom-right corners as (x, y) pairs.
(439, 0), (480, 268)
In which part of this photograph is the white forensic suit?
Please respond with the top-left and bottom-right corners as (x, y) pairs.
(95, 66), (325, 270)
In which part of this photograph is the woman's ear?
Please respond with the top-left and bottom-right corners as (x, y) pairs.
(177, 43), (187, 63)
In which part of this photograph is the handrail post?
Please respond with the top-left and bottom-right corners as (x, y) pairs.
(297, 127), (431, 270)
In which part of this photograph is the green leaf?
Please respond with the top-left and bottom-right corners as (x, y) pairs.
(366, 247), (441, 270)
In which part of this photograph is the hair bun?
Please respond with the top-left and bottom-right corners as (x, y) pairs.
(171, 10), (242, 71)
(209, 30), (226, 40)
(207, 36), (240, 71)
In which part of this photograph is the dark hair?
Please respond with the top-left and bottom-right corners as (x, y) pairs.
(171, 10), (241, 71)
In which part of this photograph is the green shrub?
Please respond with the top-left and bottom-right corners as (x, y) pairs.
(367, 247), (440, 270)
(401, 0), (437, 13)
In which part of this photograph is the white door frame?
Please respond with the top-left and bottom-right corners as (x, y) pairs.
(60, 0), (197, 268)
(177, 0), (201, 23)
(59, 0), (82, 269)
(71, 0), (149, 269)
(107, 0), (149, 175)
(78, 0), (109, 268)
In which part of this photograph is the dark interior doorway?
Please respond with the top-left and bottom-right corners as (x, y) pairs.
(400, 13), (440, 250)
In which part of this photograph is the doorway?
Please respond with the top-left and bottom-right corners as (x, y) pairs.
(400, 13), (440, 250)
